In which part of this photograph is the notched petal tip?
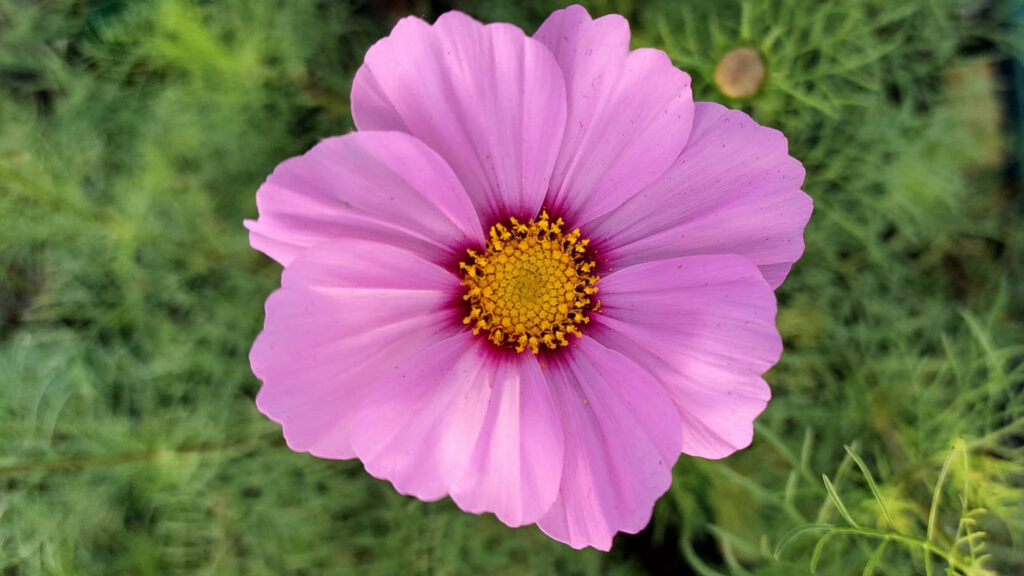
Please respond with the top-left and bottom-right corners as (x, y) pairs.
(245, 131), (486, 269)
(352, 6), (567, 225)
(251, 239), (463, 463)
(536, 340), (682, 551)
(588, 101), (812, 289)
(433, 8), (483, 29)
(534, 3), (693, 224)
(595, 254), (781, 462)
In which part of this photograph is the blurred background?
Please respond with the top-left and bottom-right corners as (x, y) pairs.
(2, 0), (1023, 574)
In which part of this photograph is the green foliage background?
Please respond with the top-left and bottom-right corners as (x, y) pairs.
(2, 0), (1022, 574)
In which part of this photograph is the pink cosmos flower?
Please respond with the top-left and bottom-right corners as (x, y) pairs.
(246, 5), (811, 550)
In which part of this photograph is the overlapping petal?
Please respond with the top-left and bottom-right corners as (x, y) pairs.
(352, 11), (567, 224)
(534, 5), (694, 224)
(537, 338), (683, 550)
(593, 254), (781, 459)
(251, 239), (463, 459)
(351, 337), (565, 525)
(449, 357), (565, 527)
(585, 102), (812, 288)
(246, 131), (485, 267)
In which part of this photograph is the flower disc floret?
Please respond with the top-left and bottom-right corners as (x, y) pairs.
(460, 211), (599, 354)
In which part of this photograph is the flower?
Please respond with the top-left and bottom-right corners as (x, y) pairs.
(246, 4), (811, 551)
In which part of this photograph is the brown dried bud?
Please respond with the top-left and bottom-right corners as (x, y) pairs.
(714, 47), (765, 99)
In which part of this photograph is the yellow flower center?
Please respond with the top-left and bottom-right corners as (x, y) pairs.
(459, 211), (599, 354)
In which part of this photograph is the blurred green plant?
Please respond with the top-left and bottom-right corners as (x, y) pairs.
(1, 0), (1022, 574)
(774, 441), (996, 576)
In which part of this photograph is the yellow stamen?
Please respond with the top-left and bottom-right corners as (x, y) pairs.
(460, 211), (599, 354)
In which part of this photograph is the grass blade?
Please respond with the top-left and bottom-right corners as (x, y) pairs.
(816, 442), (858, 522)
(926, 444), (957, 576)
(861, 538), (890, 576)
(810, 532), (834, 574)
(844, 445), (896, 530)
(823, 474), (860, 528)
(774, 523), (835, 560)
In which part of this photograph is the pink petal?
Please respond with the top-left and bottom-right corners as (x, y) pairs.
(352, 12), (567, 224)
(537, 338), (683, 551)
(350, 331), (488, 501)
(449, 355), (564, 527)
(586, 101), (812, 289)
(245, 131), (484, 267)
(534, 5), (694, 224)
(251, 240), (462, 459)
(593, 254), (781, 459)
(351, 335), (567, 520)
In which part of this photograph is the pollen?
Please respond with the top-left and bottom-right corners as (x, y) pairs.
(459, 211), (599, 354)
